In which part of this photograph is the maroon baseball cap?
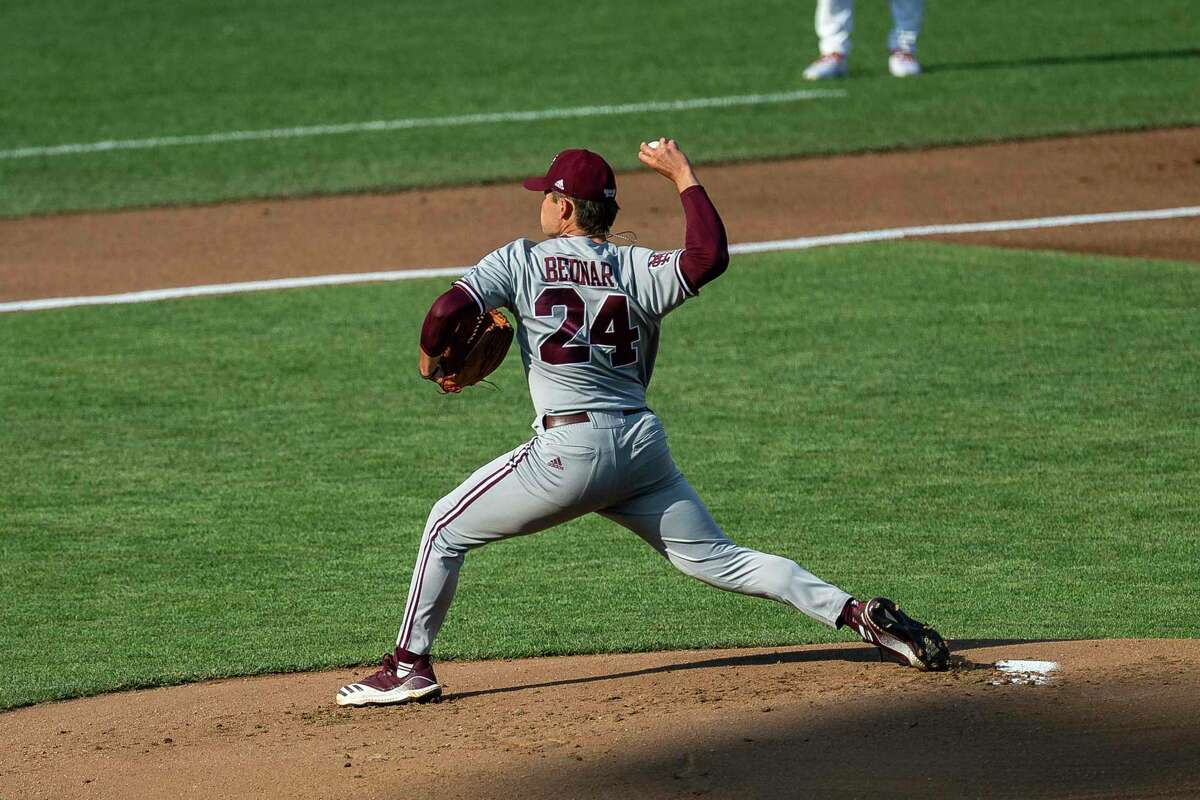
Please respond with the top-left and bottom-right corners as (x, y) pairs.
(522, 149), (616, 202)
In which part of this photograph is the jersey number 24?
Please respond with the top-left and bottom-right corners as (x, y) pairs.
(534, 287), (639, 367)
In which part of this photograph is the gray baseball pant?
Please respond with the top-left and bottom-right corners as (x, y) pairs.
(395, 411), (852, 654)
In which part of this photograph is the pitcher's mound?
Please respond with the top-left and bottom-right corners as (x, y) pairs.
(3, 639), (1199, 799)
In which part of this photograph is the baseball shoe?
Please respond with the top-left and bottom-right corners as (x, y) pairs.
(843, 597), (949, 671)
(336, 648), (442, 707)
(803, 53), (848, 81)
(888, 49), (922, 78)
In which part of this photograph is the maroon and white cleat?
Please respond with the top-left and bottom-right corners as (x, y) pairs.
(336, 648), (442, 707)
(843, 597), (949, 671)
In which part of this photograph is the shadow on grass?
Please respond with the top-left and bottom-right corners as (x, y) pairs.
(928, 47), (1200, 73)
(449, 638), (1057, 701)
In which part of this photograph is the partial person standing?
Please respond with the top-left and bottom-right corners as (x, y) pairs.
(336, 141), (949, 707)
(803, 0), (924, 80)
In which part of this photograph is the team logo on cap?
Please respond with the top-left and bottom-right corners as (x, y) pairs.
(554, 178), (565, 191)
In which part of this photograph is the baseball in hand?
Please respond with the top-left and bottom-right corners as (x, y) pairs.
(647, 140), (660, 149)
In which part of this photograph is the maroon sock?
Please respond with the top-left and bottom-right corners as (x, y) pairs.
(837, 598), (863, 630)
(395, 647), (425, 666)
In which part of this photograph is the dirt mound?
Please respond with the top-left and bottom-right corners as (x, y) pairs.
(3, 639), (1199, 799)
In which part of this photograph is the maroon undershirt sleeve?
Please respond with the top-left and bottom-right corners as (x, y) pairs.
(419, 284), (478, 355)
(678, 184), (730, 293)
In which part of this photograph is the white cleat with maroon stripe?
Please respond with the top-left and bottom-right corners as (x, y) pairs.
(336, 650), (441, 707)
(803, 53), (848, 81)
(888, 50), (922, 78)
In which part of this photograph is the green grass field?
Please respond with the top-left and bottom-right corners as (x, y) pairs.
(2, 242), (1198, 710)
(1, 0), (1198, 216)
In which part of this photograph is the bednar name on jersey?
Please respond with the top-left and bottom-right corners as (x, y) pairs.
(542, 256), (616, 288)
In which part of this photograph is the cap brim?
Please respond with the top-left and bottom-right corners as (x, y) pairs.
(522, 177), (551, 192)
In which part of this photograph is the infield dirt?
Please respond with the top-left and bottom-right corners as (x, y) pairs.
(2, 129), (1199, 799)
(1, 128), (1198, 302)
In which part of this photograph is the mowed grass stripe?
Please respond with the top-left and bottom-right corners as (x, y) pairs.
(1, 242), (1197, 709)
(2, 0), (1198, 215)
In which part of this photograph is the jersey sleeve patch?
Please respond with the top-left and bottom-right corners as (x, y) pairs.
(647, 251), (675, 270)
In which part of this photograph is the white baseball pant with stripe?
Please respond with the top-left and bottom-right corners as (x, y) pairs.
(815, 0), (924, 56)
(396, 410), (852, 655)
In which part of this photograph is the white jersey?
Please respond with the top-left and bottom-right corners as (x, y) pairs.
(454, 235), (696, 420)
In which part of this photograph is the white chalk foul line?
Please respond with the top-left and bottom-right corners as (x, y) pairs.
(0, 268), (471, 313)
(727, 205), (1200, 254)
(2, 205), (1197, 314)
(0, 89), (846, 160)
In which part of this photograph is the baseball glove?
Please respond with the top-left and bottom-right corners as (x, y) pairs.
(428, 309), (514, 393)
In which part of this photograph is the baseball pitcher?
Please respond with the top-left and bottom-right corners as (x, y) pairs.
(337, 141), (949, 706)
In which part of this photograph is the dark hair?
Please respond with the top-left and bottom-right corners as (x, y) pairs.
(552, 192), (620, 237)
